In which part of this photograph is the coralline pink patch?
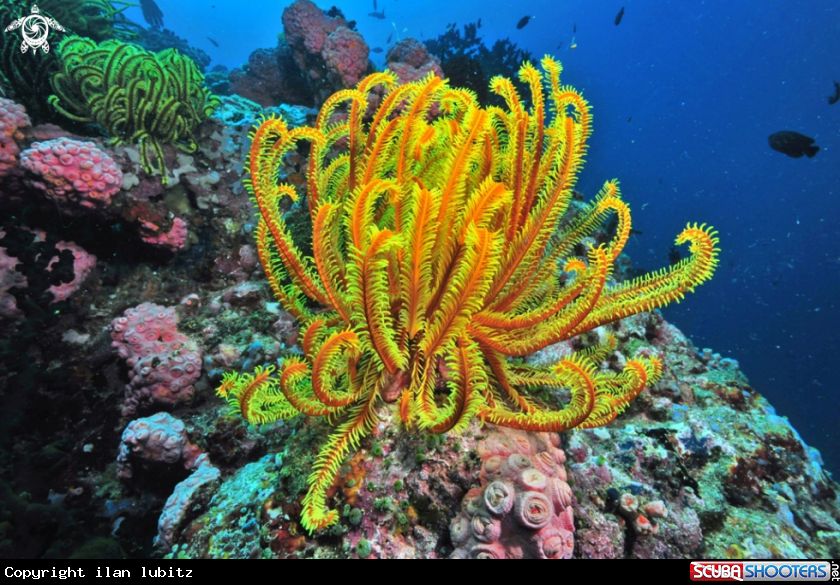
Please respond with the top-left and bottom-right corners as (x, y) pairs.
(140, 217), (188, 251)
(20, 138), (122, 209)
(46, 240), (96, 303)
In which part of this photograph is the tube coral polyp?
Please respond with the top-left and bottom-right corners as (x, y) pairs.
(219, 56), (719, 533)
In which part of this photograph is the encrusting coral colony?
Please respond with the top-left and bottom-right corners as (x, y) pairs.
(218, 57), (720, 532)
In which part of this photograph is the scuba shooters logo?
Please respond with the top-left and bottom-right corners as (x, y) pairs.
(4, 4), (65, 55)
(690, 560), (835, 582)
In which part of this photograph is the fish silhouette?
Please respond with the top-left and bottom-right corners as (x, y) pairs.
(768, 131), (819, 158)
(828, 81), (840, 105)
(615, 7), (625, 25)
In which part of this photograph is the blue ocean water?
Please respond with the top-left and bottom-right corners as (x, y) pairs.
(124, 0), (839, 478)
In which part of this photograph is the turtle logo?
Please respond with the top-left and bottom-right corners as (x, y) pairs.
(4, 5), (65, 55)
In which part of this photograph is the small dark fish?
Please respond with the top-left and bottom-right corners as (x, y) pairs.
(615, 6), (625, 25)
(573, 23), (576, 33)
(477, 18), (482, 29)
(828, 81), (840, 105)
(556, 42), (563, 50)
(207, 37), (219, 47)
(627, 116), (632, 122)
(668, 246), (681, 266)
(386, 32), (392, 43)
(369, 9), (386, 19)
(374, 0), (377, 11)
(139, 0), (164, 29)
(516, 15), (531, 30)
(768, 131), (820, 158)
(372, 47), (383, 53)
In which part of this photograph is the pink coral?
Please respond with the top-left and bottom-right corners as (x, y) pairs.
(0, 98), (30, 179)
(0, 230), (96, 316)
(385, 38), (444, 84)
(322, 27), (370, 88)
(282, 0), (346, 58)
(140, 217), (188, 251)
(20, 138), (122, 209)
(282, 1), (371, 100)
(117, 412), (221, 552)
(450, 428), (575, 559)
(116, 412), (203, 479)
(46, 240), (96, 303)
(110, 302), (203, 416)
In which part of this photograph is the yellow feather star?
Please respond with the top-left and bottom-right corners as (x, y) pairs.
(219, 56), (720, 533)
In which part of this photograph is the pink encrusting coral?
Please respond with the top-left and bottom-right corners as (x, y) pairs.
(282, 0), (371, 99)
(116, 412), (221, 553)
(322, 27), (370, 88)
(46, 240), (96, 303)
(385, 38), (444, 84)
(116, 412), (203, 480)
(0, 229), (96, 316)
(139, 217), (188, 251)
(20, 138), (122, 209)
(282, 0), (345, 59)
(110, 302), (203, 416)
(449, 428), (575, 559)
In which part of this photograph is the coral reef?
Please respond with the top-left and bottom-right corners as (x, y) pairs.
(110, 302), (203, 416)
(220, 57), (718, 532)
(449, 428), (574, 559)
(49, 36), (220, 184)
(321, 27), (371, 89)
(282, 0), (371, 104)
(0, 4), (835, 558)
(228, 45), (311, 107)
(385, 38), (444, 85)
(117, 412), (222, 553)
(20, 138), (123, 211)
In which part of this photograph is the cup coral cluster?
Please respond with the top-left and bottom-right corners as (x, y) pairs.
(219, 56), (719, 533)
(450, 428), (574, 559)
(20, 138), (122, 209)
(110, 303), (202, 417)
